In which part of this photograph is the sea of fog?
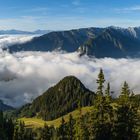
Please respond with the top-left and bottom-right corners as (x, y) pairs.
(0, 35), (140, 107)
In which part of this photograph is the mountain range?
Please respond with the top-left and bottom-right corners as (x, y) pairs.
(0, 29), (52, 35)
(6, 26), (140, 58)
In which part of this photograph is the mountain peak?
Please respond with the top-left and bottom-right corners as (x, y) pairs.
(57, 75), (85, 87)
(17, 76), (95, 120)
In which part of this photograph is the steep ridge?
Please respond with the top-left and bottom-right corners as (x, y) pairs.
(7, 27), (104, 53)
(6, 26), (140, 58)
(16, 76), (95, 121)
(80, 27), (140, 58)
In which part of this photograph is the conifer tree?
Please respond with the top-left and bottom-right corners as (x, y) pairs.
(89, 70), (114, 140)
(25, 130), (34, 140)
(114, 82), (140, 140)
(96, 68), (105, 96)
(13, 127), (19, 140)
(58, 117), (67, 140)
(104, 82), (113, 122)
(5, 118), (14, 140)
(18, 121), (25, 140)
(41, 123), (51, 140)
(0, 111), (7, 140)
(95, 68), (105, 122)
(105, 82), (111, 103)
(74, 101), (87, 140)
(119, 81), (131, 105)
(67, 114), (75, 140)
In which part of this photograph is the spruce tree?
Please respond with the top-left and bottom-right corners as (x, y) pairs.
(114, 82), (140, 140)
(74, 101), (87, 140)
(105, 82), (111, 103)
(119, 81), (131, 105)
(95, 68), (105, 123)
(18, 121), (26, 140)
(5, 118), (14, 140)
(89, 70), (114, 140)
(67, 114), (75, 140)
(13, 127), (19, 140)
(0, 111), (7, 140)
(41, 123), (51, 140)
(58, 117), (67, 140)
(25, 130), (34, 140)
(96, 68), (105, 96)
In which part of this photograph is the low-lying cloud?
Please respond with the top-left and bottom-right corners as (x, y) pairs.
(0, 51), (140, 107)
(0, 35), (140, 107)
(0, 35), (37, 48)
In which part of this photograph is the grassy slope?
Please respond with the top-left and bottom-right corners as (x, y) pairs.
(20, 106), (92, 128)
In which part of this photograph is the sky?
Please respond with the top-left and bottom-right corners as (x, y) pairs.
(0, 0), (140, 31)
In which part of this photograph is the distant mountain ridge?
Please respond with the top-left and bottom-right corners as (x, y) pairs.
(0, 100), (14, 111)
(6, 27), (104, 52)
(6, 26), (140, 58)
(81, 26), (140, 58)
(0, 29), (52, 35)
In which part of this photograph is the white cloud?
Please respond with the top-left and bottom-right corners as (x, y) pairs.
(115, 5), (140, 13)
(23, 7), (48, 13)
(72, 0), (81, 6)
(1, 35), (140, 107)
(0, 50), (140, 107)
(0, 35), (37, 48)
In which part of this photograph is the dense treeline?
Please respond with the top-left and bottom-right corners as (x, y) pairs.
(1, 69), (140, 140)
(0, 111), (14, 140)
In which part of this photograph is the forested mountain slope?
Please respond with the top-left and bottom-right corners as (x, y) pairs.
(16, 76), (95, 120)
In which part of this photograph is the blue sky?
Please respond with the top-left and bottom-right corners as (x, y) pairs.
(1, 0), (140, 31)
